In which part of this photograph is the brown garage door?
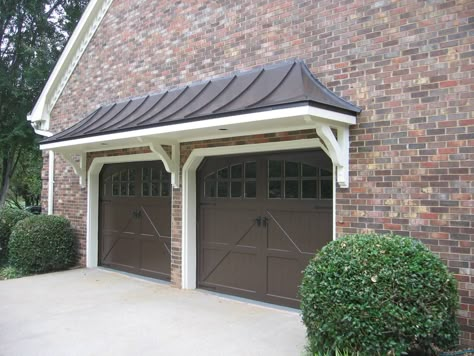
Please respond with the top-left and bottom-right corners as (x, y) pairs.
(197, 150), (333, 308)
(99, 161), (171, 280)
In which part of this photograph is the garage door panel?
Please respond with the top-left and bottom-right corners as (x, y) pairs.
(140, 238), (171, 278)
(102, 235), (140, 268)
(200, 207), (259, 247)
(266, 256), (301, 302)
(266, 209), (332, 254)
(101, 203), (139, 234)
(200, 249), (258, 293)
(140, 203), (171, 237)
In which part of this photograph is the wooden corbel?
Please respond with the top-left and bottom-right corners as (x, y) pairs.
(149, 142), (180, 188)
(61, 151), (87, 188)
(304, 116), (350, 188)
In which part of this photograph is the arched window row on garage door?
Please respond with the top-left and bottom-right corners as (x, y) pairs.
(109, 167), (170, 198)
(204, 160), (332, 200)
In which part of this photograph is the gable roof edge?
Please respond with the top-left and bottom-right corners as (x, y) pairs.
(27, 0), (114, 133)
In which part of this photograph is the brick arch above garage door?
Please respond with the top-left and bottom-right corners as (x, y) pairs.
(197, 149), (333, 308)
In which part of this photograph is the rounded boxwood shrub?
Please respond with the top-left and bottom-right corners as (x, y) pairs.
(300, 233), (459, 355)
(0, 207), (33, 261)
(8, 215), (76, 274)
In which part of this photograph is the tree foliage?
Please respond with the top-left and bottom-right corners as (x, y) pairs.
(0, 0), (89, 207)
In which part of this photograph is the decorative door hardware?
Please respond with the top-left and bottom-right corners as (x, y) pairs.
(255, 216), (269, 227)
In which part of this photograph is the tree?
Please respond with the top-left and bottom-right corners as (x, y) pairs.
(8, 147), (42, 208)
(0, 0), (89, 207)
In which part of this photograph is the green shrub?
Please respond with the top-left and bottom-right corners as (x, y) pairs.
(8, 215), (76, 274)
(300, 233), (459, 355)
(0, 207), (33, 261)
(0, 265), (25, 279)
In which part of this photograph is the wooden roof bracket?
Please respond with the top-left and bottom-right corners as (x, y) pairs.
(148, 141), (180, 188)
(304, 116), (350, 188)
(61, 151), (87, 188)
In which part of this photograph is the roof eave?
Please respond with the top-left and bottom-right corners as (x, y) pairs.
(40, 104), (356, 151)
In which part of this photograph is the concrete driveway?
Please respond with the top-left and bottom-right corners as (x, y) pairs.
(0, 268), (306, 356)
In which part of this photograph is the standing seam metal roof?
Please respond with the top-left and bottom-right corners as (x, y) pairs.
(42, 60), (361, 144)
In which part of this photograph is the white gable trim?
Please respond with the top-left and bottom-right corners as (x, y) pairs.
(27, 0), (114, 132)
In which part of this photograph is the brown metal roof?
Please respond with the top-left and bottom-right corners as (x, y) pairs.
(42, 60), (360, 144)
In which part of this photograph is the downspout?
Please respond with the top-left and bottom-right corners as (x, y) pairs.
(32, 127), (54, 215)
(48, 150), (54, 215)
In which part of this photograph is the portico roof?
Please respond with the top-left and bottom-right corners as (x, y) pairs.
(40, 60), (360, 190)
(42, 60), (360, 146)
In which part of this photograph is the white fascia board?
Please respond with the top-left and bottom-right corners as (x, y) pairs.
(40, 105), (355, 150)
(27, 0), (114, 131)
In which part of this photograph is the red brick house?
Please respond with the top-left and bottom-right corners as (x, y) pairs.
(28, 0), (473, 345)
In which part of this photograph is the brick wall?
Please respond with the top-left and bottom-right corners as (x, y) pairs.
(43, 0), (473, 344)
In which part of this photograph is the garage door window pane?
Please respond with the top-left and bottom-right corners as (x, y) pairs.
(321, 168), (332, 177)
(245, 181), (256, 198)
(321, 180), (333, 199)
(218, 181), (228, 197)
(231, 182), (242, 198)
(143, 167), (150, 180)
(231, 164), (242, 179)
(285, 161), (298, 178)
(302, 164), (317, 177)
(113, 182), (120, 196)
(120, 182), (127, 196)
(142, 182), (150, 196)
(245, 162), (256, 179)
(161, 182), (170, 197)
(268, 180), (282, 198)
(268, 160), (282, 178)
(205, 180), (216, 198)
(285, 180), (298, 199)
(218, 168), (228, 179)
(302, 180), (317, 199)
(152, 168), (160, 180)
(152, 183), (160, 196)
(129, 182), (136, 196)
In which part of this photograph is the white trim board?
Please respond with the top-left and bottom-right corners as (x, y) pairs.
(180, 138), (336, 290)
